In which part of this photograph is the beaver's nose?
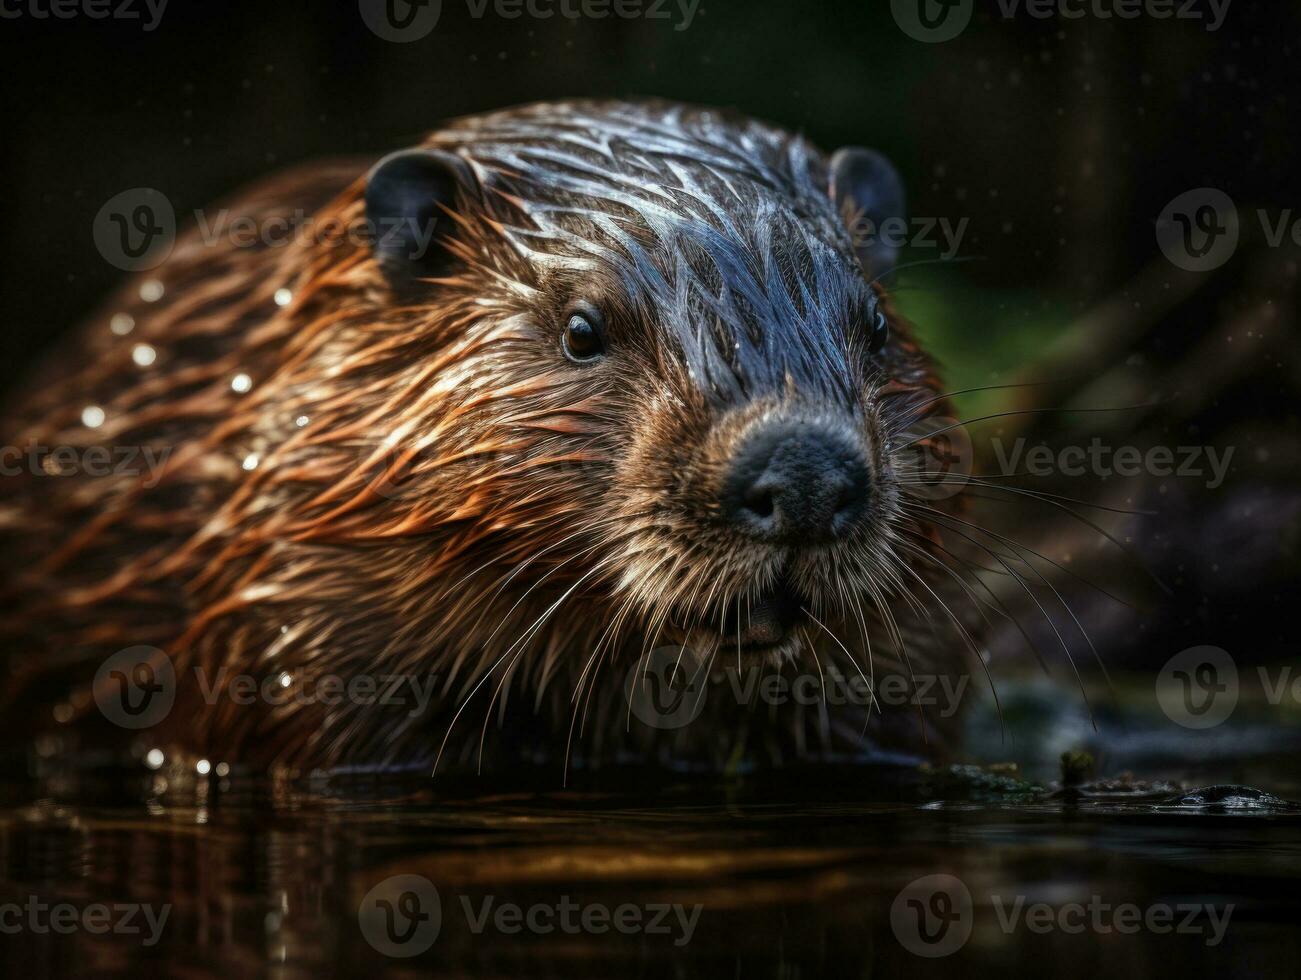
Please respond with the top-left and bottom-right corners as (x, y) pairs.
(723, 419), (869, 544)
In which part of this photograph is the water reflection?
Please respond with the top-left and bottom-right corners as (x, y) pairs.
(2, 766), (1301, 978)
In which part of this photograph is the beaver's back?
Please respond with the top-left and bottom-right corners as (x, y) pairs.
(0, 160), (366, 736)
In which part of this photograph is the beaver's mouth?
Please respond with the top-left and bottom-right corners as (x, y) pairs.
(668, 567), (810, 663)
(723, 573), (807, 653)
(660, 562), (811, 661)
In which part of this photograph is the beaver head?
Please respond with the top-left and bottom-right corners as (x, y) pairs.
(340, 102), (947, 675)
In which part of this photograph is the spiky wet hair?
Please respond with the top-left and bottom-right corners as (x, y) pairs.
(0, 100), (964, 775)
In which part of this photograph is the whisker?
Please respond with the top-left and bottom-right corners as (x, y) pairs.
(435, 559), (610, 775)
(900, 528), (1053, 675)
(899, 380), (1057, 418)
(914, 508), (1099, 731)
(900, 477), (1156, 517)
(891, 403), (1161, 451)
(914, 505), (1117, 694)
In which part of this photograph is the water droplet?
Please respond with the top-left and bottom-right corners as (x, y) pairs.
(81, 405), (106, 429)
(274, 287), (293, 307)
(231, 373), (253, 393)
(132, 343), (158, 367)
(277, 672), (292, 689)
(196, 759), (212, 775)
(110, 313), (135, 336)
(242, 454), (260, 471)
(145, 748), (165, 769)
(294, 415), (309, 427)
(140, 279), (165, 303)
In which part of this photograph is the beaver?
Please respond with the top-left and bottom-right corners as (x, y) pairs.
(0, 100), (976, 776)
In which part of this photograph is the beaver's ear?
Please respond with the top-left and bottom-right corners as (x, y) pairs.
(830, 147), (907, 282)
(364, 148), (471, 289)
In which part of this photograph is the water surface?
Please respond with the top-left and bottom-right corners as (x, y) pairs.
(3, 755), (1300, 978)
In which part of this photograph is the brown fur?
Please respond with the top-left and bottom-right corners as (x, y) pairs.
(0, 101), (970, 775)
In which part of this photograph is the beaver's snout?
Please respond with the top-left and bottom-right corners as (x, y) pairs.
(722, 417), (870, 545)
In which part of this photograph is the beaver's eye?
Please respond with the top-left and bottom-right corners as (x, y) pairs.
(869, 308), (889, 354)
(562, 311), (606, 362)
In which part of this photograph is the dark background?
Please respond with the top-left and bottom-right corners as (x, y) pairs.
(1, 0), (1297, 380)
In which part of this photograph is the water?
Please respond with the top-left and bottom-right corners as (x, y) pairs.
(3, 759), (1300, 978)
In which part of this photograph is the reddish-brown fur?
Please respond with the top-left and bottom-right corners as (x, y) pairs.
(0, 101), (969, 775)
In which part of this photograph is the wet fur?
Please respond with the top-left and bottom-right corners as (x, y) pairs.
(0, 100), (969, 774)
